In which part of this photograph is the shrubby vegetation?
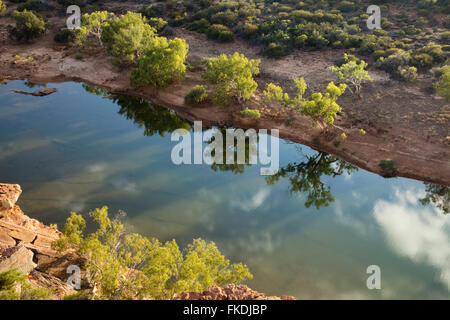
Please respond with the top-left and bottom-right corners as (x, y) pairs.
(0, 0), (6, 13)
(0, 269), (53, 300)
(52, 207), (252, 300)
(130, 37), (189, 88)
(185, 85), (208, 104)
(8, 9), (45, 41)
(240, 107), (261, 119)
(204, 52), (260, 105)
(434, 65), (450, 100)
(330, 59), (372, 94)
(264, 78), (346, 128)
(101, 12), (156, 62)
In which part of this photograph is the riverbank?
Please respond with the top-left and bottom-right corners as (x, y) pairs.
(0, 15), (449, 186)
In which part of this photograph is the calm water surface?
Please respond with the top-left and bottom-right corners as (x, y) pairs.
(0, 80), (449, 299)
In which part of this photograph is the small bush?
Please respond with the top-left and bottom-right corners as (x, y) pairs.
(241, 107), (261, 119)
(185, 85), (208, 104)
(207, 24), (234, 42)
(397, 66), (417, 82)
(54, 28), (75, 43)
(264, 42), (287, 58)
(9, 9), (46, 42)
(379, 159), (398, 177)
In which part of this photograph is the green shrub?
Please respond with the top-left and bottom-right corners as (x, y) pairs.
(131, 37), (189, 88)
(240, 107), (261, 119)
(9, 9), (46, 41)
(264, 42), (287, 58)
(397, 66), (418, 82)
(207, 24), (235, 42)
(434, 65), (450, 100)
(185, 85), (208, 104)
(53, 207), (253, 300)
(54, 28), (75, 43)
(148, 17), (168, 33)
(17, 0), (44, 12)
(187, 18), (210, 33)
(379, 159), (398, 177)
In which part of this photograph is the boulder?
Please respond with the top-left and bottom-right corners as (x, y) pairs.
(0, 245), (36, 275)
(0, 184), (22, 211)
(29, 270), (76, 298)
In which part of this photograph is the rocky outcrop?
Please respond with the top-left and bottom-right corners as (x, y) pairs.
(174, 284), (296, 300)
(0, 245), (36, 275)
(0, 184), (61, 257)
(0, 184), (22, 211)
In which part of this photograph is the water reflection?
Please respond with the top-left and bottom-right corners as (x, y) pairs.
(83, 84), (191, 136)
(83, 85), (450, 214)
(420, 183), (449, 215)
(0, 80), (449, 298)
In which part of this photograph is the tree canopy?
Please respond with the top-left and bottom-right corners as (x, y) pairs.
(76, 11), (114, 46)
(101, 12), (156, 62)
(9, 9), (46, 41)
(0, 1), (6, 13)
(330, 60), (373, 95)
(204, 52), (260, 105)
(130, 37), (189, 88)
(264, 78), (346, 128)
(53, 207), (252, 300)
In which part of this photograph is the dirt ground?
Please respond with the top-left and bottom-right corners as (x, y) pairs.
(0, 3), (449, 186)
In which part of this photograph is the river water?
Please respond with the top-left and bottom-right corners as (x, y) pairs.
(0, 80), (449, 299)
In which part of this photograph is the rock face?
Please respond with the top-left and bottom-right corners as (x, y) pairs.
(0, 245), (36, 275)
(174, 284), (296, 300)
(0, 184), (22, 211)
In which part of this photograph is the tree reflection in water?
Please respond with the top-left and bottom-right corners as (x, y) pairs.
(420, 183), (449, 215)
(83, 85), (449, 214)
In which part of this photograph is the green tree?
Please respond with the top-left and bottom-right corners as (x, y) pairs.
(0, 0), (6, 13)
(130, 37), (189, 88)
(101, 12), (156, 62)
(204, 52), (260, 105)
(76, 11), (114, 46)
(9, 9), (46, 41)
(330, 60), (373, 95)
(434, 65), (450, 100)
(53, 207), (251, 299)
(301, 82), (347, 127)
(264, 78), (346, 128)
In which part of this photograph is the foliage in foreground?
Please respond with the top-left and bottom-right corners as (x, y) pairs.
(9, 9), (46, 41)
(0, 0), (6, 13)
(52, 207), (252, 300)
(0, 269), (53, 300)
(204, 52), (260, 105)
(131, 37), (189, 88)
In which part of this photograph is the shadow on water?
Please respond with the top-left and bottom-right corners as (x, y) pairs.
(82, 84), (450, 215)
